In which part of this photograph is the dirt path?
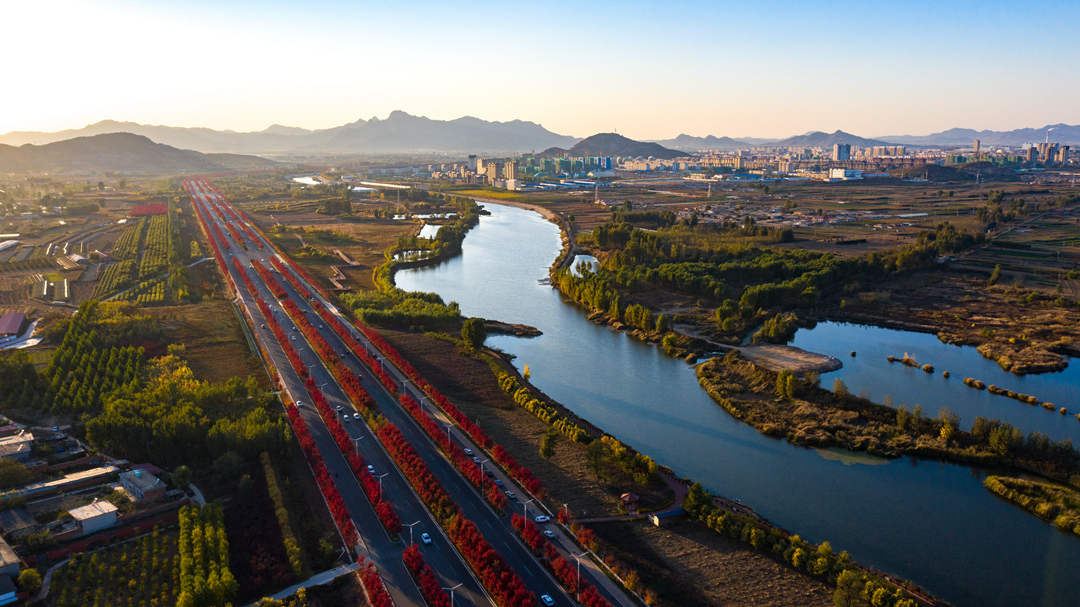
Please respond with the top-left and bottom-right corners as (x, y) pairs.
(674, 324), (843, 374)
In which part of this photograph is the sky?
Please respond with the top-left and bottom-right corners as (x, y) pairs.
(2, 0), (1078, 140)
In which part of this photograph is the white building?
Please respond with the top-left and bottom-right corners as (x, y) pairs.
(829, 168), (863, 181)
(68, 499), (118, 535)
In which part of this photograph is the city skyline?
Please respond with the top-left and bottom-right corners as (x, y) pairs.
(2, 0), (1078, 140)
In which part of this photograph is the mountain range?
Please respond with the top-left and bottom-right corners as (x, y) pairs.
(0, 111), (578, 155)
(3, 114), (1078, 158)
(877, 124), (1080, 146)
(541, 133), (688, 160)
(0, 133), (276, 174)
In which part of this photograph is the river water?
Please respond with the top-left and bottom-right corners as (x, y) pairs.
(792, 322), (1080, 443)
(396, 203), (1080, 607)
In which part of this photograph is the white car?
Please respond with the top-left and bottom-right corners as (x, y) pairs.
(342, 415), (350, 423)
(353, 413), (361, 420)
(534, 515), (550, 524)
(367, 465), (375, 474)
(464, 448), (473, 456)
(505, 490), (515, 499)
(544, 530), (556, 539)
(290, 335), (296, 341)
(421, 533), (432, 545)
(296, 401), (304, 408)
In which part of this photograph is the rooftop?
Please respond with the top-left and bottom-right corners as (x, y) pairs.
(0, 313), (25, 336)
(68, 499), (119, 521)
(0, 508), (36, 534)
(120, 469), (165, 492)
(0, 536), (17, 569)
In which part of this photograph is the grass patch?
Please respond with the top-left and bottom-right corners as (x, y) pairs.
(149, 300), (270, 387)
(984, 475), (1080, 535)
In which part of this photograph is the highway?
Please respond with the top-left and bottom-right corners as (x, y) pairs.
(184, 179), (633, 607)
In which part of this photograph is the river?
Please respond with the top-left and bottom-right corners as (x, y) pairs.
(395, 202), (1080, 607)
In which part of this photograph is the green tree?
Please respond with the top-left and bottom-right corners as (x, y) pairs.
(832, 378), (849, 397)
(461, 317), (487, 350)
(173, 465), (192, 490)
(655, 313), (671, 333)
(988, 264), (1001, 286)
(833, 570), (866, 607)
(586, 439), (606, 481)
(540, 428), (558, 460)
(0, 459), (32, 490)
(17, 568), (42, 595)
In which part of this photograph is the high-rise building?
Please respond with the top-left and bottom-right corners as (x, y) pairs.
(503, 161), (517, 180)
(467, 155), (478, 171)
(1026, 147), (1038, 163)
(973, 139), (981, 153)
(832, 143), (851, 161)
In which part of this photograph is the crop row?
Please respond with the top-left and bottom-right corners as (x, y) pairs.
(92, 259), (135, 299)
(138, 214), (169, 279)
(112, 217), (146, 260)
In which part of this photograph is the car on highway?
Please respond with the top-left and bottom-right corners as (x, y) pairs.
(353, 413), (361, 420)
(342, 415), (350, 423)
(336, 406), (343, 412)
(472, 457), (480, 464)
(540, 595), (555, 606)
(464, 448), (473, 456)
(296, 401), (304, 408)
(421, 533), (432, 545)
(505, 490), (515, 499)
(290, 336), (296, 341)
(367, 465), (375, 474)
(544, 530), (556, 539)
(485, 468), (494, 477)
(494, 479), (503, 487)
(319, 325), (324, 329)
(534, 515), (550, 524)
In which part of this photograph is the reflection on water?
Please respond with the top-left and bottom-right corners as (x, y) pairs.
(396, 203), (1080, 607)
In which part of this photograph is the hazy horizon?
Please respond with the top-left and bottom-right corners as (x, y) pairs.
(2, 0), (1077, 140)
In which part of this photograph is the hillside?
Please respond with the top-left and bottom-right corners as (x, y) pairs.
(0, 133), (276, 174)
(652, 134), (748, 150)
(555, 133), (688, 160)
(773, 130), (892, 148)
(0, 112), (580, 155)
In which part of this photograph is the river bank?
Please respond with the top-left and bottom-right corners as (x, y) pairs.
(394, 201), (1080, 607)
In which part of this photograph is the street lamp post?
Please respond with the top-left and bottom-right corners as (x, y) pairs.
(563, 503), (569, 523)
(376, 473), (389, 501)
(571, 552), (586, 602)
(523, 498), (535, 520)
(353, 436), (364, 454)
(403, 520), (421, 546)
(443, 424), (453, 445)
(442, 583), (463, 607)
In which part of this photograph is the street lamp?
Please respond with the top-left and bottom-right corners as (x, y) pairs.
(442, 583), (463, 607)
(403, 520), (421, 546)
(353, 436), (364, 454)
(443, 424), (454, 444)
(571, 552), (586, 602)
(523, 498), (535, 520)
(376, 473), (389, 501)
(563, 503), (569, 523)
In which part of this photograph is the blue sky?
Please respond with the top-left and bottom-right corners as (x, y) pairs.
(1, 0), (1077, 139)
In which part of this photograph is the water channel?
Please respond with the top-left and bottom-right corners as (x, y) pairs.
(396, 202), (1080, 607)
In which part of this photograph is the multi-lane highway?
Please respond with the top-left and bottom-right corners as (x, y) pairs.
(184, 179), (633, 607)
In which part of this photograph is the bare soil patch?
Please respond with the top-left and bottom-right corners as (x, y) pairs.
(150, 299), (271, 387)
(593, 520), (832, 607)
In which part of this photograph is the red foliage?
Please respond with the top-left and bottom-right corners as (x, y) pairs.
(225, 222), (247, 249)
(232, 258), (258, 298)
(403, 545), (451, 607)
(447, 515), (536, 607)
(357, 557), (396, 607)
(250, 259), (289, 300)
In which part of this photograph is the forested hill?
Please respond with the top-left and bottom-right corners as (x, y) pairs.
(544, 133), (689, 160)
(0, 132), (276, 174)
